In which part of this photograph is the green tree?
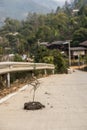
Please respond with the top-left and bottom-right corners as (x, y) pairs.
(53, 50), (68, 73)
(33, 45), (49, 63)
(72, 27), (87, 46)
(14, 54), (23, 62)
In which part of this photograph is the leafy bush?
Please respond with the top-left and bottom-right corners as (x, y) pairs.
(14, 54), (23, 62)
(53, 50), (68, 73)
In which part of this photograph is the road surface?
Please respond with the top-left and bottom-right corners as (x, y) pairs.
(0, 70), (87, 130)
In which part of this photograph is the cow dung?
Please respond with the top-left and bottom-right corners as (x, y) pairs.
(24, 101), (45, 110)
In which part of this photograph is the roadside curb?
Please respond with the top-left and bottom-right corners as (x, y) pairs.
(0, 85), (28, 104)
(0, 76), (48, 104)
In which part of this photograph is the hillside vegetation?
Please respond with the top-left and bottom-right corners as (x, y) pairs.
(0, 0), (87, 73)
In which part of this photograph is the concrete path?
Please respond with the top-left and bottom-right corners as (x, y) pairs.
(0, 70), (87, 130)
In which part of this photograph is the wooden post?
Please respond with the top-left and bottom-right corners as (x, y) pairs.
(7, 72), (10, 87)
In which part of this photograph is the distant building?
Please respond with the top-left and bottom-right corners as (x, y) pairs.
(72, 9), (79, 13)
(8, 32), (19, 36)
(70, 47), (87, 59)
(39, 42), (48, 46)
(47, 41), (65, 50)
(79, 40), (87, 48)
(72, 9), (79, 15)
(22, 54), (27, 61)
(1, 54), (15, 61)
(40, 40), (87, 61)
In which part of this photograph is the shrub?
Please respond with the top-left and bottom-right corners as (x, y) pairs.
(53, 50), (68, 73)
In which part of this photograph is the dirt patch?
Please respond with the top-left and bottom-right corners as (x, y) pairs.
(0, 82), (26, 99)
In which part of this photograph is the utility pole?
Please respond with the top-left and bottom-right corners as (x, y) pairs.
(63, 40), (71, 67)
(68, 41), (71, 67)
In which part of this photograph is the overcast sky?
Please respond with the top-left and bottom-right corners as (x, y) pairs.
(55, 0), (66, 1)
(54, 0), (70, 3)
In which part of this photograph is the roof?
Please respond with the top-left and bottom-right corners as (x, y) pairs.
(73, 9), (79, 12)
(70, 47), (87, 51)
(39, 42), (48, 46)
(47, 41), (65, 47)
(50, 41), (65, 45)
(80, 40), (87, 47)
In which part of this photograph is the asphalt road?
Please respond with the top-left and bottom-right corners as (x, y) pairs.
(0, 70), (87, 130)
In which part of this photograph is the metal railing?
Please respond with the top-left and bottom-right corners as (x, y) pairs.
(0, 62), (55, 74)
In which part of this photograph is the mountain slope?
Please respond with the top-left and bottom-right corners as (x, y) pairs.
(0, 0), (60, 21)
(73, 0), (87, 8)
